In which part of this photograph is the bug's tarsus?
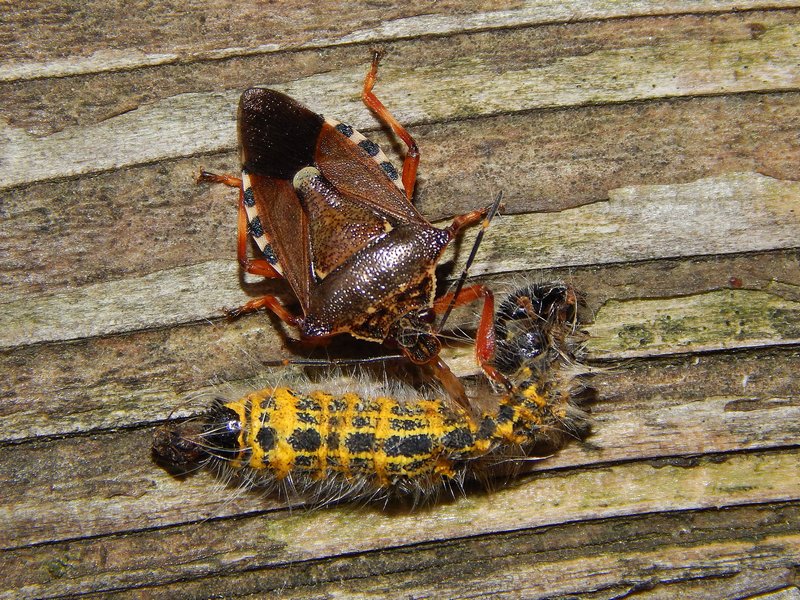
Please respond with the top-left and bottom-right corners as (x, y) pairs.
(197, 169), (241, 188)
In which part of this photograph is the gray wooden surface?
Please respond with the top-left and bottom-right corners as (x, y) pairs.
(1, 1), (799, 598)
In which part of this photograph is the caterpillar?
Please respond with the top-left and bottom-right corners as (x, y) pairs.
(153, 283), (594, 504)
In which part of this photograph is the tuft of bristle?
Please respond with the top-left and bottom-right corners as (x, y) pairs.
(153, 283), (595, 505)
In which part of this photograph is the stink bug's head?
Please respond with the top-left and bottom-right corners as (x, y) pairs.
(389, 308), (441, 365)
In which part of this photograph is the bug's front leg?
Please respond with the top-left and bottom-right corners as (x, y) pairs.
(434, 284), (511, 390)
(445, 203), (498, 239)
(362, 50), (420, 200)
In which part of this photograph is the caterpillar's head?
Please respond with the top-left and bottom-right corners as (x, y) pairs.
(152, 400), (242, 476)
(493, 283), (580, 377)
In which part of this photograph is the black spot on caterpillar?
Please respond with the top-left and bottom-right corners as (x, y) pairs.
(153, 283), (595, 505)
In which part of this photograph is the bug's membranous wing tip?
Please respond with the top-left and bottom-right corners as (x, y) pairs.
(238, 88), (325, 179)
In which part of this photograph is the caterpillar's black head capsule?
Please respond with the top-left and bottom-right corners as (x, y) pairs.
(152, 401), (242, 476)
(493, 283), (580, 375)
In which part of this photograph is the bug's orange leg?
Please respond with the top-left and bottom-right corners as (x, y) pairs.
(200, 168), (291, 320)
(434, 284), (510, 389)
(227, 294), (301, 327)
(234, 188), (283, 278)
(198, 169), (283, 279)
(227, 186), (295, 317)
(197, 170), (241, 188)
(362, 49), (420, 200)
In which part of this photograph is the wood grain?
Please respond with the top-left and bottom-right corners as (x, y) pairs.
(0, 0), (798, 598)
(3, 14), (800, 188)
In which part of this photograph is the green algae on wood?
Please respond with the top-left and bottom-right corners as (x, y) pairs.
(588, 286), (800, 357)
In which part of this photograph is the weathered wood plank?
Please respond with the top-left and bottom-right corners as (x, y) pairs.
(4, 1), (798, 81)
(1, 2), (798, 598)
(180, 525), (797, 600)
(115, 531), (800, 599)
(2, 172), (797, 349)
(2, 451), (797, 596)
(748, 589), (800, 600)
(466, 172), (800, 275)
(4, 92), (798, 305)
(2, 14), (799, 189)
(5, 504), (799, 599)
(2, 344), (797, 548)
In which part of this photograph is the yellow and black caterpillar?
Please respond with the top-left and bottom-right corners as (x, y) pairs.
(153, 284), (594, 503)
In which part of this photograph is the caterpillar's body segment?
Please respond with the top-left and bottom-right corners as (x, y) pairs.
(153, 283), (593, 503)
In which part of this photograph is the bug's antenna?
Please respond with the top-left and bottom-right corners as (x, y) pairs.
(257, 355), (404, 368)
(437, 190), (503, 332)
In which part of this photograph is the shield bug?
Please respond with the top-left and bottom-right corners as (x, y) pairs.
(199, 51), (504, 408)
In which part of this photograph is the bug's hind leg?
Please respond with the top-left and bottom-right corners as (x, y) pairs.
(362, 49), (420, 200)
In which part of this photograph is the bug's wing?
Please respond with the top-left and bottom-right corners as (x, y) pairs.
(239, 88), (322, 308)
(238, 88), (431, 309)
(246, 173), (312, 306)
(315, 123), (427, 225)
(239, 88), (324, 179)
(293, 166), (389, 280)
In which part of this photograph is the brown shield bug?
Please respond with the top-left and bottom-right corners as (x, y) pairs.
(199, 51), (506, 408)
